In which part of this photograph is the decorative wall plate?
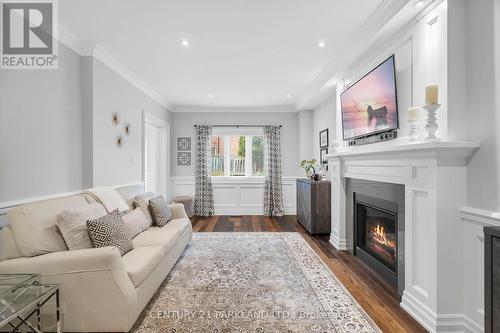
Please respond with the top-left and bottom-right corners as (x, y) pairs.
(177, 152), (191, 166)
(177, 137), (191, 151)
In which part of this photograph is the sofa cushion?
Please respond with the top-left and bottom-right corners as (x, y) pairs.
(87, 210), (134, 256)
(148, 196), (172, 227)
(132, 218), (190, 254)
(122, 208), (150, 238)
(8, 194), (90, 257)
(0, 226), (20, 260)
(87, 188), (130, 213)
(122, 245), (164, 287)
(56, 203), (107, 250)
(134, 192), (158, 226)
(115, 184), (145, 210)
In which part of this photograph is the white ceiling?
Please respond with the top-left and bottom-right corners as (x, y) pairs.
(59, 0), (405, 109)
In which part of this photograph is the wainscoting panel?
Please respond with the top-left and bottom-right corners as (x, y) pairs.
(169, 177), (298, 215)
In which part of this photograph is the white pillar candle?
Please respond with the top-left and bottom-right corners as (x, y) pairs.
(408, 107), (421, 121)
(425, 84), (439, 105)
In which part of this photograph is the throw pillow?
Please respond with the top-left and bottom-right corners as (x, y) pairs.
(134, 192), (158, 226)
(122, 207), (150, 238)
(148, 196), (172, 227)
(56, 203), (107, 250)
(88, 187), (130, 213)
(86, 210), (134, 256)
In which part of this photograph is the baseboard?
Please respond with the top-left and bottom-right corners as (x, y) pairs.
(435, 314), (483, 333)
(401, 291), (483, 333)
(329, 234), (348, 250)
(401, 291), (437, 332)
(214, 205), (296, 216)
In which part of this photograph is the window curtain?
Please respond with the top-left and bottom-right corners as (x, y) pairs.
(263, 125), (284, 217)
(194, 125), (215, 216)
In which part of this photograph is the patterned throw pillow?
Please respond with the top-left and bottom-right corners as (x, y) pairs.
(86, 210), (134, 256)
(148, 196), (172, 227)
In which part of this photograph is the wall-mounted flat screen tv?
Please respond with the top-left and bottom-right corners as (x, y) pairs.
(340, 55), (399, 140)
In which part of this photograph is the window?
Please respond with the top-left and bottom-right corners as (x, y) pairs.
(210, 128), (264, 177)
(211, 135), (224, 176)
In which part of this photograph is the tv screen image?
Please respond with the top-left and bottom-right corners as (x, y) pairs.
(340, 55), (398, 140)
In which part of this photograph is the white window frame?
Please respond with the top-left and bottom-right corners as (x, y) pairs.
(212, 127), (264, 178)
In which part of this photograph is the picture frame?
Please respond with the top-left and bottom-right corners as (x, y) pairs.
(320, 148), (328, 166)
(319, 129), (329, 148)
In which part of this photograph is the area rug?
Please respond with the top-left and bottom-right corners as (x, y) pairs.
(132, 232), (380, 332)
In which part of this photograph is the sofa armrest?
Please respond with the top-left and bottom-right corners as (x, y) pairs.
(169, 203), (189, 219)
(0, 247), (138, 332)
(0, 246), (127, 274)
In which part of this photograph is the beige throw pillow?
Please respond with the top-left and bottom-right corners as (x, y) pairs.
(134, 192), (159, 227)
(122, 208), (150, 238)
(56, 203), (107, 250)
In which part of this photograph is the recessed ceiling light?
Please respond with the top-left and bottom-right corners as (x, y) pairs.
(413, 0), (425, 8)
(286, 94), (291, 99)
(318, 41), (326, 48)
(181, 39), (189, 47)
(208, 94), (213, 98)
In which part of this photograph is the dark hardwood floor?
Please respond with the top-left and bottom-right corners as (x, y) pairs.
(191, 215), (428, 333)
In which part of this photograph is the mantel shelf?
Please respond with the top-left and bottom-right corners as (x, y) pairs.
(326, 140), (480, 162)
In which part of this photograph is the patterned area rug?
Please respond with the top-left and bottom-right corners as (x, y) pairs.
(132, 233), (380, 332)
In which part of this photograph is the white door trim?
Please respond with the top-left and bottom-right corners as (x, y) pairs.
(142, 110), (170, 200)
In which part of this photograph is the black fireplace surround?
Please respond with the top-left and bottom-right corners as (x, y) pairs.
(347, 179), (405, 297)
(355, 193), (398, 288)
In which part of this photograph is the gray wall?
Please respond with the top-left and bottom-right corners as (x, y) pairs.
(170, 111), (301, 177)
(0, 43), (171, 203)
(466, 0), (500, 211)
(312, 94), (336, 161)
(297, 110), (314, 162)
(0, 43), (84, 202)
(92, 59), (171, 187)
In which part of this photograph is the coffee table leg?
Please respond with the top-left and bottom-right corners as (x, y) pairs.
(36, 301), (41, 331)
(56, 289), (61, 333)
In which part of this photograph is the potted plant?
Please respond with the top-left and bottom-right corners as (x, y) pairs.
(300, 159), (320, 181)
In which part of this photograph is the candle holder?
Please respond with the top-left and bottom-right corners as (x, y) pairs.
(423, 104), (441, 142)
(408, 120), (419, 141)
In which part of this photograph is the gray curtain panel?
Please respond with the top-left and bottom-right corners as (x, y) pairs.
(263, 125), (284, 217)
(194, 125), (215, 216)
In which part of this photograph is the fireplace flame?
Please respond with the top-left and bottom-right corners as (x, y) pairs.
(372, 223), (395, 249)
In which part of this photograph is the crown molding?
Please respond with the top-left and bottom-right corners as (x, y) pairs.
(295, 0), (411, 110)
(57, 25), (172, 110)
(171, 105), (297, 113)
(58, 26), (96, 56)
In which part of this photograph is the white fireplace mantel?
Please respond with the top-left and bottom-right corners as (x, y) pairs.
(326, 140), (480, 333)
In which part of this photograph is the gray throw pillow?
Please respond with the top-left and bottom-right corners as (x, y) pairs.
(86, 210), (134, 256)
(148, 196), (172, 227)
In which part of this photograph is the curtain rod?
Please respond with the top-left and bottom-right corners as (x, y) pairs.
(193, 124), (282, 128)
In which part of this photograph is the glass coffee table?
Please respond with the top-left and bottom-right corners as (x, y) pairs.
(0, 274), (61, 333)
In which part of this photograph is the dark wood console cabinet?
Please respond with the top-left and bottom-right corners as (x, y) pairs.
(296, 179), (331, 235)
(485, 226), (500, 333)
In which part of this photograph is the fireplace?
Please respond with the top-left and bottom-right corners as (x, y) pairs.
(353, 192), (401, 290)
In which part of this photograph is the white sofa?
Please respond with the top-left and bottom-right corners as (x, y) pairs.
(0, 184), (192, 332)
